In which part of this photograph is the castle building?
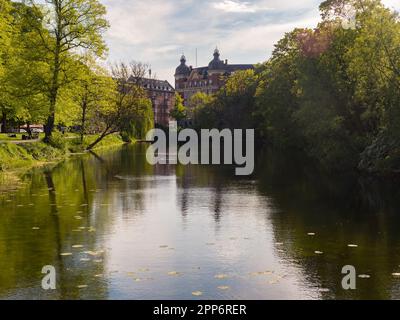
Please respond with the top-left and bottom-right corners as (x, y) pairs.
(129, 76), (175, 128)
(175, 48), (254, 103)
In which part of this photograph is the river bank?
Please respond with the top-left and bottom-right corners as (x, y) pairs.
(0, 133), (125, 174)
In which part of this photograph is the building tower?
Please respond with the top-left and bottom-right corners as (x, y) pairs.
(175, 54), (191, 91)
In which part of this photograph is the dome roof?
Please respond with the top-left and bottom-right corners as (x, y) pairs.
(208, 48), (226, 71)
(175, 55), (191, 76)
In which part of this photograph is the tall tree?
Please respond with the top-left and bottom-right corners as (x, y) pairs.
(86, 62), (153, 150)
(25, 0), (109, 141)
(0, 0), (13, 132)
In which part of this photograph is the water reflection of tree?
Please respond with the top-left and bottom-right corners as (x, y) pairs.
(255, 149), (400, 299)
(0, 153), (115, 299)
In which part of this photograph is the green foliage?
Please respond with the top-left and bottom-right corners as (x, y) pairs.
(170, 92), (187, 121)
(0, 141), (64, 171)
(189, 92), (217, 129)
(47, 131), (67, 150)
(121, 98), (154, 141)
(189, 70), (258, 130)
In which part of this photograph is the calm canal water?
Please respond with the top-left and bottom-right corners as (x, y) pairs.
(1, 144), (400, 300)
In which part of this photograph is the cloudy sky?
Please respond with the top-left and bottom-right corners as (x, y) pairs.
(100, 0), (400, 85)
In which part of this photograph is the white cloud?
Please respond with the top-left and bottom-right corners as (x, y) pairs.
(212, 0), (271, 13)
(102, 0), (382, 84)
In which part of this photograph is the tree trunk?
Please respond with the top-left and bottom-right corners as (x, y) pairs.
(45, 33), (61, 142)
(1, 110), (6, 133)
(26, 122), (32, 138)
(80, 99), (87, 144)
(86, 128), (113, 151)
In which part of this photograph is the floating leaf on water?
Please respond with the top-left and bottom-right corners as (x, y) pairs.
(217, 286), (230, 291)
(307, 233), (316, 236)
(60, 253), (73, 256)
(250, 271), (274, 276)
(358, 274), (371, 279)
(348, 244), (358, 248)
(214, 274), (229, 279)
(315, 251), (324, 255)
(77, 285), (88, 289)
(72, 245), (84, 248)
(32, 227), (40, 230)
(192, 291), (203, 296)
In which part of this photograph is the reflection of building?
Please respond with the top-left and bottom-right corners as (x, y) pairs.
(130, 77), (175, 127)
(175, 48), (254, 103)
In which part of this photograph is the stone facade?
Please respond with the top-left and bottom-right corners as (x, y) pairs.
(131, 77), (175, 128)
(175, 48), (254, 104)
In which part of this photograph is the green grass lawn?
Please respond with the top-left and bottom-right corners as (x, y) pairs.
(0, 133), (23, 141)
(0, 133), (45, 141)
